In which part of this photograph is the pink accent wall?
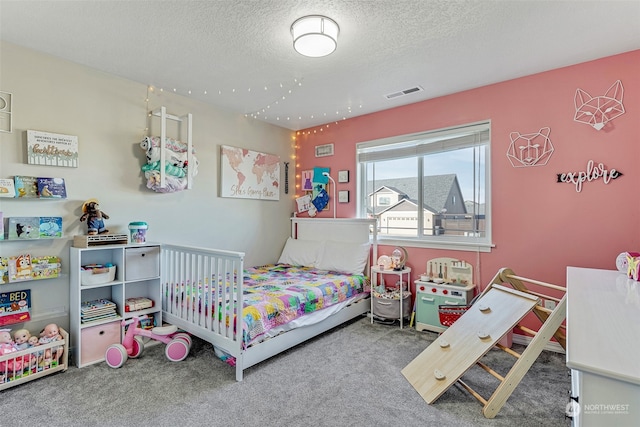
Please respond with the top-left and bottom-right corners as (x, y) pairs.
(295, 50), (640, 303)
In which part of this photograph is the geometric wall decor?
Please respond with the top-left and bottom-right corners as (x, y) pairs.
(506, 127), (554, 168)
(574, 80), (625, 131)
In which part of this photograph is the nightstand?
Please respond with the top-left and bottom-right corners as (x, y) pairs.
(370, 266), (411, 329)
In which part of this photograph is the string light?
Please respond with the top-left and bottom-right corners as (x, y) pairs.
(244, 78), (302, 120)
(145, 78), (361, 133)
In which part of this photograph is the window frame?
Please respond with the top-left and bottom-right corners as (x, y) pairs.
(356, 121), (493, 253)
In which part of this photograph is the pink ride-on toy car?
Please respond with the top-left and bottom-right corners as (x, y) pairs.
(105, 315), (192, 368)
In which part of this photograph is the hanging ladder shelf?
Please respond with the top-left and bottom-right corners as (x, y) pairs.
(150, 106), (193, 190)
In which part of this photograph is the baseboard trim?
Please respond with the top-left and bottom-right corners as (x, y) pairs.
(512, 333), (565, 354)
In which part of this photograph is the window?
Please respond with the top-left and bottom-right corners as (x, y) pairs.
(356, 121), (491, 252)
(378, 196), (391, 206)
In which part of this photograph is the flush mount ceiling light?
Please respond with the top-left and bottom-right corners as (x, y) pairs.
(291, 15), (339, 58)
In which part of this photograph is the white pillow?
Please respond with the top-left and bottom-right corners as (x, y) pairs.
(277, 237), (324, 267)
(317, 240), (371, 275)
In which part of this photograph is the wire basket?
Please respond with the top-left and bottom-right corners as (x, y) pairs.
(438, 305), (471, 327)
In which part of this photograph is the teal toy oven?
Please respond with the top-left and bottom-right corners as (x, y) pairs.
(414, 281), (475, 333)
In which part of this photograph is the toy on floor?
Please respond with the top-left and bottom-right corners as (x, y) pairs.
(104, 316), (192, 368)
(80, 198), (110, 235)
(403, 267), (567, 419)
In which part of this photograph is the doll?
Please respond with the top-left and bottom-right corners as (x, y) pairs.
(13, 328), (31, 350)
(39, 323), (63, 363)
(28, 335), (43, 368)
(0, 328), (22, 372)
(0, 329), (15, 351)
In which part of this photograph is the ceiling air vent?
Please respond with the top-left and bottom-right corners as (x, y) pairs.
(384, 86), (424, 100)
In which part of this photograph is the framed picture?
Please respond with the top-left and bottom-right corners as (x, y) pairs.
(315, 143), (334, 157)
(220, 145), (280, 200)
(338, 170), (349, 183)
(339, 190), (349, 203)
(0, 91), (12, 133)
(27, 130), (78, 167)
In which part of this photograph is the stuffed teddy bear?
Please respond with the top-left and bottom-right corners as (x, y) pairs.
(80, 198), (110, 235)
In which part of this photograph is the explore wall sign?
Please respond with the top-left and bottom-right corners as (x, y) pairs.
(557, 160), (622, 193)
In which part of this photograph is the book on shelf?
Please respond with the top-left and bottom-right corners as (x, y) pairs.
(13, 176), (39, 198)
(38, 216), (63, 238)
(0, 212), (3, 240)
(0, 289), (31, 326)
(37, 177), (67, 198)
(0, 257), (8, 284)
(30, 256), (61, 280)
(81, 298), (117, 312)
(6, 217), (40, 240)
(0, 179), (16, 198)
(81, 298), (118, 323)
(2, 254), (60, 283)
(81, 313), (119, 323)
(7, 254), (33, 282)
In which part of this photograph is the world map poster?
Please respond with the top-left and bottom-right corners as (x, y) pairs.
(220, 145), (280, 200)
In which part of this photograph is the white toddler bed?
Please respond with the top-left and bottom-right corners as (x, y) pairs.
(161, 217), (377, 381)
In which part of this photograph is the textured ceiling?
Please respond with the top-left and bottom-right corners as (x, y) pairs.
(1, 0), (639, 131)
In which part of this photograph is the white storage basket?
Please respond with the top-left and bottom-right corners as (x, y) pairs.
(81, 266), (116, 286)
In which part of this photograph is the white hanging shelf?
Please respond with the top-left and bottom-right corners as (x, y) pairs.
(150, 106), (193, 190)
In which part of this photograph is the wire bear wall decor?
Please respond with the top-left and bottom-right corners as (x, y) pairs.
(506, 127), (554, 168)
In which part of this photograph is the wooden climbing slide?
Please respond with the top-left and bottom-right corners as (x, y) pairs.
(402, 268), (567, 418)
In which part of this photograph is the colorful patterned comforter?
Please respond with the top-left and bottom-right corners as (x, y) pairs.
(241, 264), (368, 346)
(168, 264), (369, 348)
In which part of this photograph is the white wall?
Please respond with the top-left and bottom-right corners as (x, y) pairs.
(0, 42), (295, 332)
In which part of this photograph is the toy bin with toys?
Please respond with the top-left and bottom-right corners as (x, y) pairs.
(0, 325), (69, 390)
(81, 264), (116, 286)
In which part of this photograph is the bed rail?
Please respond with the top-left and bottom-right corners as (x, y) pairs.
(161, 244), (245, 359)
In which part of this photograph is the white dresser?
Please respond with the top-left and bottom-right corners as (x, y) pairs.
(566, 267), (640, 426)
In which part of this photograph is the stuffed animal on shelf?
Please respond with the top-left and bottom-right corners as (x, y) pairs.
(139, 136), (199, 193)
(80, 199), (110, 235)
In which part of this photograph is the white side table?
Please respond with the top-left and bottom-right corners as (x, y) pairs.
(370, 266), (411, 329)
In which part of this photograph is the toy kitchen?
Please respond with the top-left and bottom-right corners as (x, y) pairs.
(414, 257), (476, 333)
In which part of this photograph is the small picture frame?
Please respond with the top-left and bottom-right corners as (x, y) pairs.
(0, 91), (13, 133)
(338, 190), (349, 203)
(315, 143), (334, 157)
(338, 170), (349, 183)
